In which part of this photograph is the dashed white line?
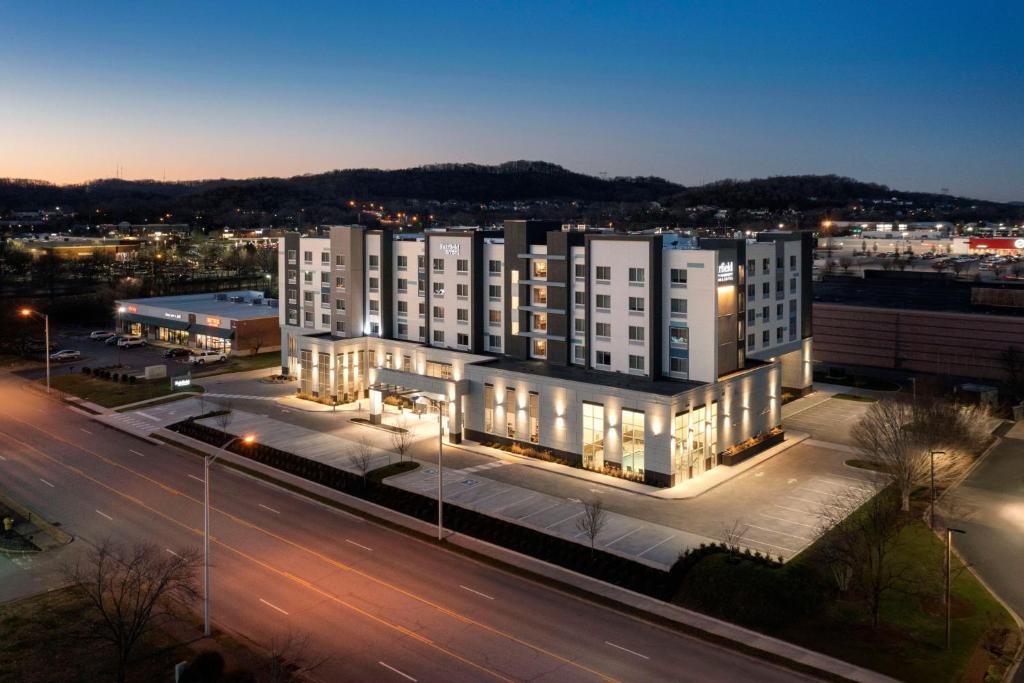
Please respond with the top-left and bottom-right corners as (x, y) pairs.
(79, 428), (92, 435)
(345, 539), (373, 551)
(165, 548), (180, 557)
(605, 640), (650, 660)
(259, 503), (280, 514)
(459, 585), (495, 600)
(604, 526), (643, 547)
(129, 449), (145, 457)
(188, 474), (204, 483)
(636, 534), (677, 558)
(379, 661), (416, 681)
(95, 509), (113, 521)
(38, 478), (55, 488)
(258, 598), (289, 615)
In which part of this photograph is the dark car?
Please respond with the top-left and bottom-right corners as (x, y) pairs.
(104, 335), (122, 346)
(163, 347), (191, 358)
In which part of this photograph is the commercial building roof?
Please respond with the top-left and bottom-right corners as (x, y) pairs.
(481, 358), (705, 396)
(814, 272), (1024, 317)
(117, 290), (278, 321)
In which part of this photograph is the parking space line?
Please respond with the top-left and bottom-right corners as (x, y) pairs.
(493, 493), (536, 512)
(604, 526), (643, 548)
(637, 534), (676, 558)
(518, 502), (562, 521)
(605, 640), (649, 660)
(544, 510), (583, 528)
(746, 523), (812, 542)
(742, 535), (796, 553)
(460, 487), (511, 506)
(774, 504), (813, 515)
(459, 585), (495, 600)
(759, 512), (816, 528)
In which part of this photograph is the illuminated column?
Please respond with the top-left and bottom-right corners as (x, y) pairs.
(369, 388), (383, 424)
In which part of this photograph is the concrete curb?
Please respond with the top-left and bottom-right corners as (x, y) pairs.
(0, 490), (73, 547)
(154, 425), (893, 683)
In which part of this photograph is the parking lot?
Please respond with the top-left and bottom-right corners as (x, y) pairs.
(781, 395), (872, 446)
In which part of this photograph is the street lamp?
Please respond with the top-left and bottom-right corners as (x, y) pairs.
(203, 433), (255, 637)
(930, 450), (945, 530)
(20, 308), (50, 393)
(413, 394), (447, 541)
(116, 306), (127, 366)
(945, 527), (966, 650)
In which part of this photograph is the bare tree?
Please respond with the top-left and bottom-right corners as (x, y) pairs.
(213, 400), (234, 437)
(249, 630), (330, 683)
(824, 258), (837, 275)
(250, 331), (266, 356)
(719, 518), (748, 552)
(851, 398), (986, 511)
(61, 539), (201, 683)
(348, 438), (374, 482)
(950, 260), (965, 277)
(932, 260), (949, 275)
(389, 418), (412, 463)
(838, 255), (853, 273)
(575, 498), (608, 558)
(816, 485), (910, 628)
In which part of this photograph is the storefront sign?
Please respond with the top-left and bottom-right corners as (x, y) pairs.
(126, 305), (138, 313)
(163, 311), (183, 320)
(206, 316), (221, 327)
(438, 242), (461, 256)
(171, 373), (191, 389)
(970, 238), (1024, 250)
(717, 260), (735, 284)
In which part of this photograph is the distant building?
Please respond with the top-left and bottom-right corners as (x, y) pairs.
(13, 236), (140, 261)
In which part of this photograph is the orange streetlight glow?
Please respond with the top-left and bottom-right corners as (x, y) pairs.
(243, 435), (255, 445)
(20, 307), (31, 316)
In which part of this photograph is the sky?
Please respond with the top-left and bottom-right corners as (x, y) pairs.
(1, 1), (1022, 201)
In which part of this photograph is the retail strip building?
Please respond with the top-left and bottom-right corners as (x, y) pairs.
(279, 221), (813, 487)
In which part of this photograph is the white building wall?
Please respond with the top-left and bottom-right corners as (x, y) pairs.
(662, 249), (717, 383)
(427, 233), (475, 351)
(392, 238), (425, 342)
(588, 240), (650, 375)
(364, 233), (382, 336)
(483, 241), (504, 353)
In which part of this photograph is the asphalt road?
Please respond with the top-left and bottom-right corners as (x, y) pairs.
(0, 373), (816, 683)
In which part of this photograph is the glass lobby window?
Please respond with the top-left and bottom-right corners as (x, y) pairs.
(318, 352), (330, 396)
(528, 392), (539, 443)
(299, 350), (312, 393)
(484, 384), (494, 432)
(425, 361), (453, 380)
(582, 402), (604, 468)
(621, 409), (645, 474)
(506, 388), (516, 438)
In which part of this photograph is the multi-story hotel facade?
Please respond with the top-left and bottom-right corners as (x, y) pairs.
(278, 221), (813, 487)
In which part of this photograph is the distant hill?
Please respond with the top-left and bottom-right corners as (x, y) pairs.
(0, 163), (1017, 224)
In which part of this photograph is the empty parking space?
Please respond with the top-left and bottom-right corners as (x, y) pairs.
(782, 396), (872, 444)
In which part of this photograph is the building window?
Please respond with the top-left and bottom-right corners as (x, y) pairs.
(370, 322), (379, 335)
(433, 330), (444, 343)
(596, 294), (611, 310)
(747, 259), (755, 273)
(303, 291), (314, 303)
(628, 354), (645, 372)
(747, 283), (755, 299)
(670, 268), (687, 286)
(397, 255), (408, 270)
(489, 260), (501, 275)
(595, 266), (611, 282)
(628, 267), (644, 284)
(335, 254), (344, 267)
(320, 292), (330, 305)
(528, 392), (539, 443)
(397, 322), (408, 337)
(532, 286), (547, 305)
(484, 384), (494, 432)
(505, 388), (516, 438)
(628, 296), (644, 313)
(397, 278), (408, 293)
(368, 254), (379, 269)
(433, 282), (445, 296)
(671, 298), (687, 317)
(532, 338), (547, 358)
(582, 402), (604, 468)
(574, 345), (585, 362)
(336, 276), (345, 289)
(574, 263), (586, 279)
(299, 350), (312, 391)
(457, 333), (469, 346)
(318, 313), (328, 325)
(489, 310), (501, 326)
(762, 258), (770, 274)
(595, 350), (611, 366)
(457, 259), (469, 274)
(777, 327), (785, 342)
(397, 300), (408, 316)
(320, 271), (330, 284)
(747, 333), (755, 348)
(304, 271), (313, 284)
(287, 249), (296, 263)
(621, 409), (645, 474)
(762, 282), (770, 297)
(456, 283), (469, 298)
(790, 254), (797, 270)
(575, 291), (586, 307)
(747, 308), (755, 323)
(335, 321), (345, 334)
(368, 299), (379, 313)
(670, 356), (688, 375)
(457, 308), (469, 323)
(762, 329), (770, 345)
(335, 299), (345, 311)
(488, 334), (502, 349)
(776, 303), (784, 319)
(595, 322), (611, 338)
(532, 260), (548, 279)
(303, 251), (313, 263)
(574, 318), (585, 334)
(368, 277), (379, 292)
(321, 252), (330, 265)
(628, 325), (644, 342)
(670, 327), (688, 347)
(489, 284), (501, 300)
(790, 277), (797, 294)
(432, 306), (444, 320)
(425, 361), (453, 379)
(432, 258), (444, 272)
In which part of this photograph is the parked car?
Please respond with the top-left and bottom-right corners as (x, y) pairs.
(89, 331), (115, 340)
(117, 336), (146, 348)
(50, 349), (81, 362)
(104, 335), (123, 346)
(163, 347), (191, 358)
(189, 350), (227, 365)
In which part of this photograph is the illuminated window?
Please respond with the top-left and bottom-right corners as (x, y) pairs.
(506, 388), (516, 438)
(621, 409), (645, 474)
(582, 402), (604, 468)
(484, 384), (494, 432)
(528, 392), (539, 443)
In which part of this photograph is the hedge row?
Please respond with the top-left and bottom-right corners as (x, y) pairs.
(171, 418), (676, 599)
(81, 367), (137, 383)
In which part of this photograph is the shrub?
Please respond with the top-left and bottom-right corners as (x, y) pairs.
(128, 375), (137, 384)
(81, 366), (91, 375)
(179, 650), (225, 683)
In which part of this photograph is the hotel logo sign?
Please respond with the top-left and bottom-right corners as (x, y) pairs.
(717, 260), (735, 284)
(437, 242), (461, 256)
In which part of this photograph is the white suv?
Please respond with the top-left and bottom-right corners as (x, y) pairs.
(117, 336), (146, 348)
(189, 350), (227, 365)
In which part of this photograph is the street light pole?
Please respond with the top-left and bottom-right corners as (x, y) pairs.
(203, 434), (253, 637)
(20, 309), (50, 393)
(930, 450), (945, 530)
(437, 400), (444, 541)
(946, 527), (966, 650)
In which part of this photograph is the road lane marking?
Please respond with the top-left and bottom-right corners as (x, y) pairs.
(379, 662), (417, 681)
(259, 503), (280, 514)
(137, 411), (159, 421)
(80, 428), (92, 435)
(258, 598), (289, 615)
(605, 641), (649, 660)
(460, 585), (495, 600)
(39, 478), (55, 488)
(0, 421), (610, 683)
(95, 509), (113, 520)
(0, 454), (6, 460)
(188, 474), (204, 483)
(345, 539), (373, 551)
(129, 449), (145, 457)
(165, 548), (180, 557)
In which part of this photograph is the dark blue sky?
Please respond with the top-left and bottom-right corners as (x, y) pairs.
(2, 1), (1021, 200)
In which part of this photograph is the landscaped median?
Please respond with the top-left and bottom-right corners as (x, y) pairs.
(165, 411), (1021, 682)
(47, 372), (203, 409)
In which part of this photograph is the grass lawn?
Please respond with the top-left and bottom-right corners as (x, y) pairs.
(192, 350), (280, 377)
(49, 373), (203, 408)
(777, 516), (1018, 682)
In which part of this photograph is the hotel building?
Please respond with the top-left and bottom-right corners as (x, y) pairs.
(278, 221), (813, 487)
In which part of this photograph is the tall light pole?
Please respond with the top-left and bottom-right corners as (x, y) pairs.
(930, 450), (945, 529)
(414, 395), (447, 540)
(116, 305), (126, 366)
(20, 308), (50, 393)
(203, 433), (254, 637)
(946, 527), (966, 650)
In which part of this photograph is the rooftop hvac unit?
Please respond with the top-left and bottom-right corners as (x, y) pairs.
(251, 297), (263, 305)
(215, 294), (228, 301)
(229, 296), (243, 303)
